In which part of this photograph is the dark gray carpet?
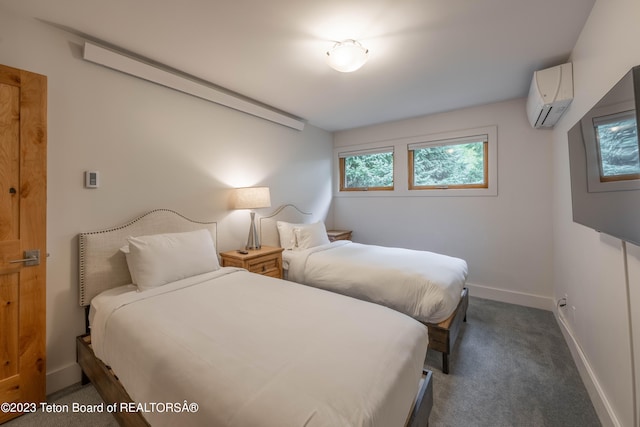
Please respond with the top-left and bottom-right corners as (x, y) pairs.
(4, 382), (117, 427)
(425, 297), (601, 427)
(6, 297), (600, 426)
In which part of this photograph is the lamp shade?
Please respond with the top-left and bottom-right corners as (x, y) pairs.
(326, 39), (369, 73)
(232, 187), (271, 210)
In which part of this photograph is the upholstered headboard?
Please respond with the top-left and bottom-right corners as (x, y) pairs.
(78, 209), (217, 306)
(259, 204), (312, 247)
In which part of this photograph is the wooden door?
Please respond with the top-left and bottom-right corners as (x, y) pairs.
(0, 64), (47, 423)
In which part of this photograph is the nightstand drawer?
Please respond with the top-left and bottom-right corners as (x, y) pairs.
(246, 255), (281, 276)
(219, 246), (284, 279)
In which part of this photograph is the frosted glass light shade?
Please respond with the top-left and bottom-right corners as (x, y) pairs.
(326, 40), (369, 73)
(232, 187), (271, 209)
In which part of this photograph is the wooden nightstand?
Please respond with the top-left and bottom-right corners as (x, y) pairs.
(326, 230), (352, 242)
(219, 246), (284, 279)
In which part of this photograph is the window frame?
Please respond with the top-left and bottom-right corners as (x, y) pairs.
(407, 135), (489, 190)
(338, 147), (395, 192)
(333, 125), (497, 197)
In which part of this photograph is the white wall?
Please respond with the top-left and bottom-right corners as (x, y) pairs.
(0, 11), (333, 394)
(333, 98), (555, 309)
(551, 0), (640, 426)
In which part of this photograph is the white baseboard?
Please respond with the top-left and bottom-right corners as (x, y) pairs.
(465, 282), (555, 311)
(466, 282), (614, 426)
(46, 363), (82, 396)
(555, 310), (619, 427)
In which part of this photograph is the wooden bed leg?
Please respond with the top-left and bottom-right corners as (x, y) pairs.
(81, 370), (90, 386)
(442, 353), (449, 375)
(425, 287), (468, 375)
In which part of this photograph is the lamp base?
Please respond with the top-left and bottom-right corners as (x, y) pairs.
(246, 212), (261, 250)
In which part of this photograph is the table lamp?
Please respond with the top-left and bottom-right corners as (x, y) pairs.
(232, 186), (271, 250)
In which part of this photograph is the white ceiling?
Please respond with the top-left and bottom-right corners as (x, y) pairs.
(2, 0), (595, 131)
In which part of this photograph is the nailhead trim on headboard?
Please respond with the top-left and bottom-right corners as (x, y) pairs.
(78, 209), (218, 307)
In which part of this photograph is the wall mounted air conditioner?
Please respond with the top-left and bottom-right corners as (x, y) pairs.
(526, 62), (573, 128)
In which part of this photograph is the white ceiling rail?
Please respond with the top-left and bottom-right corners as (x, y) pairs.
(82, 42), (305, 131)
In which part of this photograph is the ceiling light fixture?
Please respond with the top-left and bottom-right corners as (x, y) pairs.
(326, 39), (369, 73)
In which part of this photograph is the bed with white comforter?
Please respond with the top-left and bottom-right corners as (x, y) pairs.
(79, 209), (433, 425)
(90, 267), (429, 427)
(284, 241), (468, 324)
(259, 207), (469, 374)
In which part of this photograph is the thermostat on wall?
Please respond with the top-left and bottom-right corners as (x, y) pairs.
(85, 171), (99, 188)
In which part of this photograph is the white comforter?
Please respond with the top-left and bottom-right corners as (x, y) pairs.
(285, 241), (468, 324)
(90, 268), (429, 427)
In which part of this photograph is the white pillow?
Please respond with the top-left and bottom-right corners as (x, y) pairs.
(119, 244), (138, 285)
(276, 221), (304, 250)
(294, 221), (330, 250)
(124, 229), (220, 291)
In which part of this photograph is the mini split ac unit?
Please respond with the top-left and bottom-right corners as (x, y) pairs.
(526, 62), (573, 128)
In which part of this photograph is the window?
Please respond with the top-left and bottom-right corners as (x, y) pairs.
(408, 135), (488, 190)
(339, 147), (394, 191)
(334, 125), (497, 197)
(593, 111), (640, 182)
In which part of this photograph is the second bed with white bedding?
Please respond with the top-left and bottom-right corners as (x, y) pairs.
(284, 241), (468, 324)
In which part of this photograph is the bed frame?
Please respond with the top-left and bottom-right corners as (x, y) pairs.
(424, 287), (468, 374)
(260, 204), (469, 374)
(76, 209), (433, 426)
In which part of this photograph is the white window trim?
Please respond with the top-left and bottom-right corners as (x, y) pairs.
(338, 146), (394, 158)
(407, 134), (488, 151)
(334, 125), (497, 197)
